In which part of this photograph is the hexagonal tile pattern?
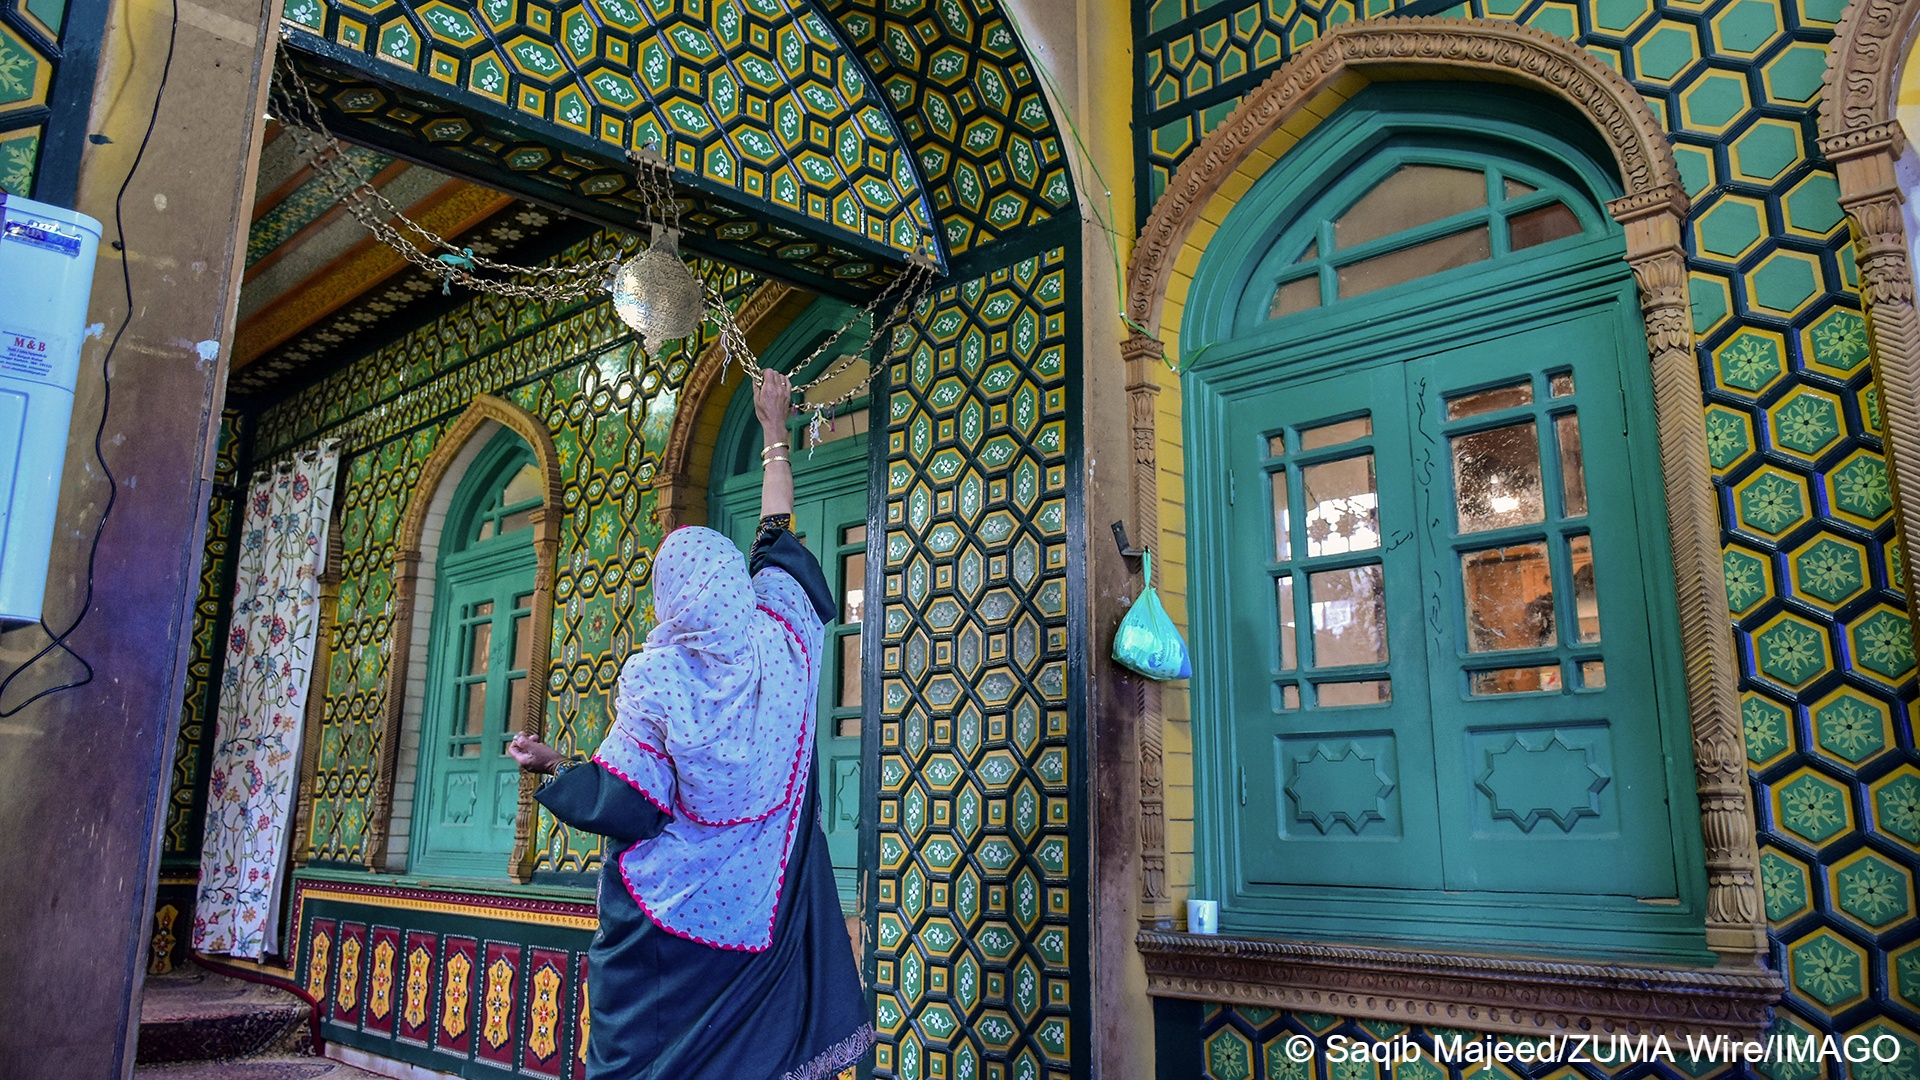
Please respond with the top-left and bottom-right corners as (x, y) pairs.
(1761, 847), (1814, 924)
(1734, 469), (1811, 538)
(1773, 768), (1854, 846)
(1696, 196), (1768, 262)
(1769, 389), (1845, 460)
(1788, 929), (1870, 1013)
(1872, 767), (1920, 851)
(1809, 688), (1890, 764)
(1743, 692), (1795, 766)
(1829, 850), (1914, 931)
(1789, 533), (1867, 607)
(1751, 612), (1831, 688)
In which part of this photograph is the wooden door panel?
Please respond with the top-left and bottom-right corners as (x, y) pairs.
(1226, 365), (1443, 890)
(1408, 309), (1679, 898)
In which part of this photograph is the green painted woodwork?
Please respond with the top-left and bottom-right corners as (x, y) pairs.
(1182, 86), (1710, 962)
(710, 297), (874, 911)
(412, 430), (543, 879)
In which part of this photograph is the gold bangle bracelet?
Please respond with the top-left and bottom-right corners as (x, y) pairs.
(764, 454), (791, 464)
(761, 441), (789, 455)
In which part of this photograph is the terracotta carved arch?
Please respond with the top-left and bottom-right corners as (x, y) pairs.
(1121, 16), (1770, 983)
(364, 394), (564, 882)
(1820, 0), (1920, 631)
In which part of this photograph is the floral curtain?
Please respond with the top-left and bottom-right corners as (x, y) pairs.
(194, 445), (339, 959)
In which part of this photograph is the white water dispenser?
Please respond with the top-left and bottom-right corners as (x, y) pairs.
(0, 193), (102, 624)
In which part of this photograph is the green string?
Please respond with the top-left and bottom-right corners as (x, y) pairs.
(996, 6), (1157, 351)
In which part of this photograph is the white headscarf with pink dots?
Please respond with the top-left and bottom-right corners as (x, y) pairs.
(592, 525), (824, 951)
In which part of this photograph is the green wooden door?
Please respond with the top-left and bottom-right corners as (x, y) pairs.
(1226, 364), (1443, 890)
(716, 477), (868, 909)
(415, 543), (537, 876)
(1409, 312), (1678, 897)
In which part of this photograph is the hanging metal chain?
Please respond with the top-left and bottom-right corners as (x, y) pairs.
(268, 40), (935, 408)
(269, 53), (622, 302)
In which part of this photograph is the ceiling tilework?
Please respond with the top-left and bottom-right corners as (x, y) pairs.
(279, 0), (935, 268)
(817, 0), (1075, 255)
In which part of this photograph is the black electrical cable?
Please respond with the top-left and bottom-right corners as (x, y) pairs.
(0, 0), (179, 716)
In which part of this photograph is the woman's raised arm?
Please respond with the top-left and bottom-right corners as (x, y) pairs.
(756, 369), (795, 519)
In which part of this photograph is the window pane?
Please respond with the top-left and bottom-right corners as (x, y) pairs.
(1317, 679), (1392, 706)
(462, 682), (487, 737)
(1278, 683), (1300, 710)
(1570, 534), (1602, 643)
(1581, 660), (1607, 688)
(505, 677), (527, 736)
(841, 553), (866, 623)
(839, 635), (862, 709)
(1338, 226), (1491, 299)
(511, 612), (532, 671)
(1276, 577), (1296, 671)
(1452, 421), (1545, 533)
(1470, 665), (1561, 695)
(1309, 565), (1389, 666)
(1556, 412), (1588, 517)
(1549, 371), (1575, 397)
(1270, 471), (1291, 561)
(1509, 202), (1582, 250)
(501, 462), (543, 508)
(498, 507), (537, 536)
(1504, 178), (1537, 199)
(1270, 276), (1320, 319)
(1462, 542), (1557, 652)
(1297, 240), (1318, 263)
(467, 621), (492, 675)
(457, 742), (481, 758)
(838, 717), (862, 738)
(1334, 165), (1487, 250)
(1447, 380), (1533, 420)
(476, 520), (494, 543)
(843, 524), (867, 546)
(1302, 455), (1380, 556)
(1299, 415), (1371, 451)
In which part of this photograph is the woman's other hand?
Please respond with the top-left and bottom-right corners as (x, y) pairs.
(509, 733), (566, 774)
(755, 369), (793, 440)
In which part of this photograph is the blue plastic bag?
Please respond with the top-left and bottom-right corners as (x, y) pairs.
(1112, 550), (1192, 681)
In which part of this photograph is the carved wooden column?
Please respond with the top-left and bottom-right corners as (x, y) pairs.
(364, 546), (421, 869)
(1818, 125), (1920, 642)
(1123, 330), (1173, 929)
(651, 470), (703, 533)
(510, 505), (561, 883)
(1613, 185), (1767, 966)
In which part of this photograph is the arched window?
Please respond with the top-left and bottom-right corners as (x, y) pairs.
(410, 429), (544, 878)
(1182, 85), (1709, 962)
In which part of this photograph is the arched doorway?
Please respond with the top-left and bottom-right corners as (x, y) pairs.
(709, 298), (875, 911)
(1182, 82), (1710, 961)
(409, 427), (548, 878)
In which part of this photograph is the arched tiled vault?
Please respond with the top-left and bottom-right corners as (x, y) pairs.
(276, 0), (1077, 294)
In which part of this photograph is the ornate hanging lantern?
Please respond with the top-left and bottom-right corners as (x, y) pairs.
(612, 225), (704, 353)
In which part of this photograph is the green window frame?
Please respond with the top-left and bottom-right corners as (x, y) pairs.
(1181, 85), (1711, 963)
(410, 430), (544, 879)
(710, 298), (875, 912)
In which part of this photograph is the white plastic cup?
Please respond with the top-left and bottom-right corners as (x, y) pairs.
(1186, 898), (1219, 935)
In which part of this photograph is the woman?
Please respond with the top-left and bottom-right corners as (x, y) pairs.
(508, 369), (870, 1079)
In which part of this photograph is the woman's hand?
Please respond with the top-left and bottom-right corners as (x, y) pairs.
(508, 733), (567, 775)
(754, 369), (793, 441)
